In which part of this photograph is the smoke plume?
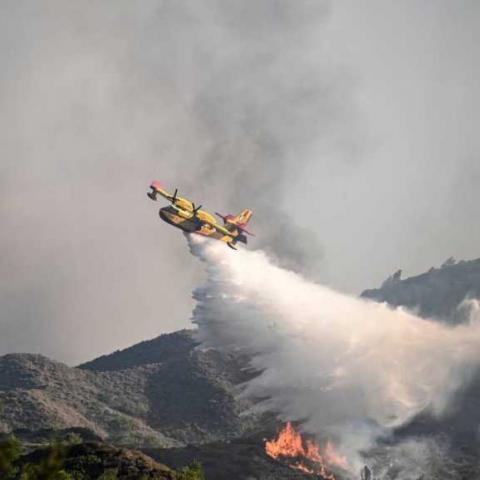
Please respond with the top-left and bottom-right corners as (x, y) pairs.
(2, 0), (479, 365)
(0, 0), (362, 363)
(189, 235), (480, 464)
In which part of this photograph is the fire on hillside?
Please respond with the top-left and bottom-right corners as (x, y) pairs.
(265, 422), (349, 479)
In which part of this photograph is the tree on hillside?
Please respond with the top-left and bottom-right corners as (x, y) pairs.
(0, 436), (22, 479)
(178, 461), (205, 480)
(20, 441), (72, 480)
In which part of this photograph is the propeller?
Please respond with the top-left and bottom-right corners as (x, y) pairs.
(190, 203), (203, 230)
(191, 203), (203, 216)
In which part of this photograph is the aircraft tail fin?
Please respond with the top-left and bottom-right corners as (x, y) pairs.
(216, 209), (254, 236)
(231, 209), (253, 228)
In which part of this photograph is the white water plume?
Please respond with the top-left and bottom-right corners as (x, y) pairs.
(189, 235), (480, 451)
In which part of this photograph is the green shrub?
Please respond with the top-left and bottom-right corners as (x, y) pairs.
(178, 461), (205, 480)
(0, 436), (22, 479)
(63, 433), (82, 446)
(97, 468), (118, 480)
(20, 440), (72, 480)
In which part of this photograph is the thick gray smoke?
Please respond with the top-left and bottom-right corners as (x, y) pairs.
(0, 0), (359, 362)
(189, 235), (480, 470)
(2, 1), (480, 365)
(182, 1), (362, 278)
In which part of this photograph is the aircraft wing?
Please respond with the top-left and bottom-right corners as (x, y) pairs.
(148, 181), (173, 201)
(200, 217), (235, 237)
(148, 181), (192, 209)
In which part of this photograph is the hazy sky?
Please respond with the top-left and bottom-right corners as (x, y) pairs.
(1, 0), (479, 364)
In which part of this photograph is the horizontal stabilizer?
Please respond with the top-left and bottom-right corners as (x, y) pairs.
(215, 209), (254, 236)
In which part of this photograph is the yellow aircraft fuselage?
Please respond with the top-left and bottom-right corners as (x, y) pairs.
(148, 181), (253, 249)
(159, 205), (235, 244)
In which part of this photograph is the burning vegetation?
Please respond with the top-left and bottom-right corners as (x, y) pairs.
(265, 422), (348, 479)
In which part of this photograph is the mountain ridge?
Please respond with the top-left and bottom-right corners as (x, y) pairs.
(2, 256), (480, 478)
(0, 331), (258, 448)
(361, 256), (480, 322)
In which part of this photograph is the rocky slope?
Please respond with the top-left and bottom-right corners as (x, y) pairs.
(361, 257), (480, 322)
(146, 433), (311, 480)
(15, 441), (179, 480)
(0, 330), (258, 448)
(2, 257), (480, 478)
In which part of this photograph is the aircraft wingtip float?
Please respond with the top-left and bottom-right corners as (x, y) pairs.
(147, 181), (253, 250)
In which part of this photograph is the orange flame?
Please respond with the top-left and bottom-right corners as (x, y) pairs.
(265, 422), (348, 479)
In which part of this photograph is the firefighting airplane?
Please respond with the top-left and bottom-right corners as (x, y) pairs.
(147, 181), (253, 250)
